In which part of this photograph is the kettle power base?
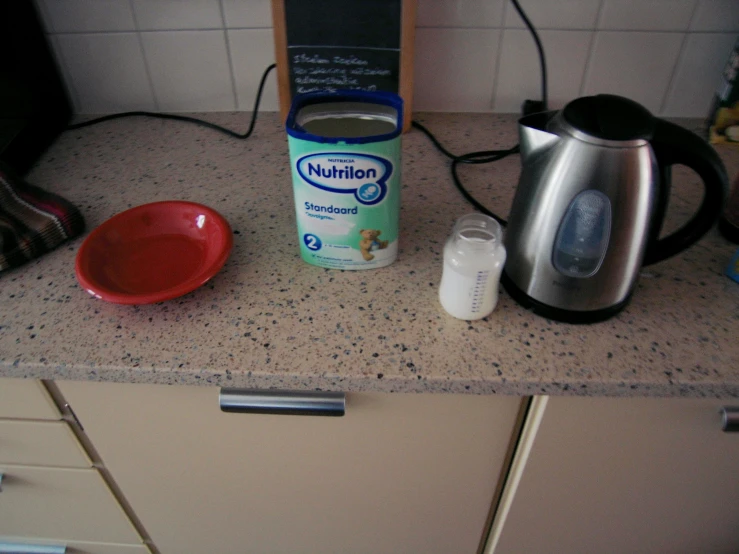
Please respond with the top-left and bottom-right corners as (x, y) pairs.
(501, 271), (632, 324)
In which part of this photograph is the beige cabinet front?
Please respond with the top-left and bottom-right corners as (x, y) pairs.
(0, 538), (151, 554)
(0, 420), (91, 467)
(58, 381), (523, 554)
(0, 465), (143, 544)
(0, 378), (60, 420)
(489, 396), (739, 554)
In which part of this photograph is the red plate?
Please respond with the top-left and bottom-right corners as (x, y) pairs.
(76, 201), (233, 304)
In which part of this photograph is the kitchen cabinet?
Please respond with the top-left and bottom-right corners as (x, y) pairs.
(0, 378), (60, 420)
(0, 419), (91, 467)
(0, 538), (150, 554)
(0, 465), (144, 544)
(0, 378), (149, 553)
(57, 380), (524, 554)
(487, 396), (739, 554)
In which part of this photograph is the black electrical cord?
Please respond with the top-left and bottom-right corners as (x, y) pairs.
(66, 63), (277, 139)
(509, 0), (548, 112)
(449, 150), (519, 225)
(66, 0), (548, 224)
(411, 120), (518, 165)
(412, 0), (548, 225)
(411, 120), (519, 224)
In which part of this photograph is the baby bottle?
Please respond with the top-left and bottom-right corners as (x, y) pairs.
(439, 213), (506, 320)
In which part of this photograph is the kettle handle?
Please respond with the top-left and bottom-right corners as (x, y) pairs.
(643, 119), (728, 265)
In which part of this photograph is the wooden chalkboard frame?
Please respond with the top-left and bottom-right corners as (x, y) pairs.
(271, 0), (416, 131)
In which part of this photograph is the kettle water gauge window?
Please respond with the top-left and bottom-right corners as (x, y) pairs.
(553, 190), (611, 278)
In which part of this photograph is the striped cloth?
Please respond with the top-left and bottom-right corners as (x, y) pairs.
(0, 161), (85, 272)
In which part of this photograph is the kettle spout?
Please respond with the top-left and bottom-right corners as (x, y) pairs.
(518, 112), (560, 162)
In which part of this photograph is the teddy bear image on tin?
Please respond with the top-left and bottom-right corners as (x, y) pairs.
(359, 229), (388, 261)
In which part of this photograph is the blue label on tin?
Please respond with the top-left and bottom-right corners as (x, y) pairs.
(296, 152), (392, 205)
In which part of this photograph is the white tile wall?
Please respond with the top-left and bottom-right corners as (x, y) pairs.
(662, 33), (737, 117)
(55, 33), (155, 113)
(228, 29), (279, 111)
(494, 29), (592, 112)
(131, 0), (223, 30)
(221, 0), (273, 28)
(414, 28), (500, 112)
(38, 0), (739, 117)
(416, 0), (505, 28)
(142, 31), (235, 111)
(39, 0), (136, 32)
(504, 0), (602, 29)
(582, 32), (685, 112)
(690, 0), (739, 32)
(598, 0), (696, 32)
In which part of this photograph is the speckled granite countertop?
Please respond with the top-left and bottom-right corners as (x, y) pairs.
(1, 113), (738, 397)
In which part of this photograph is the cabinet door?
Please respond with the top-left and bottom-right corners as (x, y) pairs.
(0, 420), (91, 467)
(0, 465), (142, 544)
(0, 538), (150, 554)
(58, 381), (522, 554)
(0, 379), (59, 420)
(490, 397), (739, 554)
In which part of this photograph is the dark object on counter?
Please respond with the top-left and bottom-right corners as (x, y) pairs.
(718, 173), (739, 243)
(0, 161), (84, 272)
(727, 248), (739, 283)
(503, 94), (728, 324)
(706, 37), (739, 145)
(272, 0), (416, 131)
(0, 1), (72, 175)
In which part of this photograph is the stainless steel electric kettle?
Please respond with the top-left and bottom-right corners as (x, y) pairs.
(502, 94), (728, 323)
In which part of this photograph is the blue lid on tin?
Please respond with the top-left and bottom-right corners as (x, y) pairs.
(286, 90), (404, 144)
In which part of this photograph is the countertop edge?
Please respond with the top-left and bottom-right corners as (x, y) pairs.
(3, 363), (737, 399)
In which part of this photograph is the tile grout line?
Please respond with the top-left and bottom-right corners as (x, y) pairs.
(219, 0), (241, 111)
(686, 0), (701, 33)
(45, 27), (736, 35)
(593, 0), (606, 31)
(658, 34), (692, 116)
(51, 27), (270, 35)
(578, 0), (606, 98)
(489, 3), (508, 112)
(38, 1), (737, 117)
(33, 1), (83, 114)
(658, 0), (702, 115)
(33, 0), (55, 33)
(129, 0), (160, 112)
(49, 34), (83, 115)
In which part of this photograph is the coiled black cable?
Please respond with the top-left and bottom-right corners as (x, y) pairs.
(411, 0), (548, 226)
(411, 120), (519, 225)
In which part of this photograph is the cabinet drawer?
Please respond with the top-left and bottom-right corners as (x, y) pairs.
(0, 420), (91, 468)
(0, 538), (150, 554)
(0, 465), (142, 545)
(59, 381), (523, 554)
(0, 379), (59, 420)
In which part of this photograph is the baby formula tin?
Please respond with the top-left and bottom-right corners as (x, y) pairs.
(286, 90), (403, 270)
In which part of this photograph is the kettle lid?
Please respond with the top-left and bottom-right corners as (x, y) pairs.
(562, 94), (654, 141)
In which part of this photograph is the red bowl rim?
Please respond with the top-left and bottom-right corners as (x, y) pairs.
(75, 200), (233, 305)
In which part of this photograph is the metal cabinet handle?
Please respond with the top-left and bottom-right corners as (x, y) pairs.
(219, 388), (345, 417)
(0, 543), (66, 553)
(720, 407), (739, 432)
(0, 472), (3, 492)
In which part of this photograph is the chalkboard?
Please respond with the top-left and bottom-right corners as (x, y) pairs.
(272, 0), (416, 131)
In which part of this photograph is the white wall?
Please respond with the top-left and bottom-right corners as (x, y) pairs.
(35, 0), (739, 117)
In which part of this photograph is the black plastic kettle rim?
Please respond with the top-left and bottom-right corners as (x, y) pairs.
(562, 94), (655, 142)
